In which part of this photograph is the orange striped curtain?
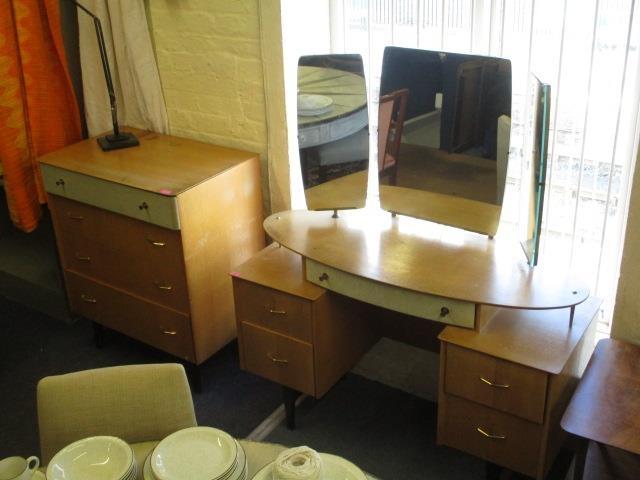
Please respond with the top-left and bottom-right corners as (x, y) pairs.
(0, 0), (81, 232)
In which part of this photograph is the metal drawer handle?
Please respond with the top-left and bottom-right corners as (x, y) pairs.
(154, 281), (173, 291)
(480, 377), (510, 389)
(477, 427), (506, 440)
(139, 202), (149, 210)
(267, 353), (289, 364)
(66, 212), (84, 221)
(440, 307), (450, 317)
(75, 253), (91, 263)
(161, 329), (177, 335)
(55, 179), (65, 187)
(268, 308), (286, 315)
(147, 239), (166, 247)
(318, 273), (329, 282)
(80, 294), (97, 304)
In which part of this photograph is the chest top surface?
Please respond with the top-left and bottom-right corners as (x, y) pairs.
(37, 129), (259, 196)
(264, 209), (589, 310)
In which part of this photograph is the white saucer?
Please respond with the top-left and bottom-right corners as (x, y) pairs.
(145, 440), (246, 480)
(252, 453), (366, 480)
(47, 436), (134, 480)
(298, 94), (334, 116)
(152, 427), (237, 480)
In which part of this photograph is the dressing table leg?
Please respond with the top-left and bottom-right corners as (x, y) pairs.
(282, 386), (299, 430)
(184, 362), (202, 394)
(93, 322), (107, 349)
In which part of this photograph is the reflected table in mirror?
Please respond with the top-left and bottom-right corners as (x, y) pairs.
(297, 61), (369, 210)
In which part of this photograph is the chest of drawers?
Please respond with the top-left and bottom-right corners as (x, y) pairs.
(437, 299), (600, 479)
(39, 130), (265, 366)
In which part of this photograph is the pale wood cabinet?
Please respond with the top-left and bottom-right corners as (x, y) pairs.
(437, 298), (600, 479)
(39, 130), (265, 368)
(232, 244), (377, 426)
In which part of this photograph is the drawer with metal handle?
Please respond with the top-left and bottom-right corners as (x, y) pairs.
(240, 321), (315, 396)
(42, 165), (180, 230)
(438, 395), (543, 478)
(306, 258), (476, 327)
(444, 343), (548, 424)
(234, 280), (313, 342)
(65, 270), (195, 361)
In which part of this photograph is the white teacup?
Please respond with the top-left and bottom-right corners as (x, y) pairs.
(0, 456), (39, 480)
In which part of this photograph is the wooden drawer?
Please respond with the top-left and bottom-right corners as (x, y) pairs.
(439, 394), (542, 478)
(49, 195), (190, 313)
(305, 258), (476, 327)
(234, 280), (313, 342)
(66, 271), (195, 361)
(444, 344), (548, 423)
(241, 322), (314, 395)
(42, 164), (180, 229)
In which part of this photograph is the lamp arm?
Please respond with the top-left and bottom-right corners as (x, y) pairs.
(70, 0), (120, 136)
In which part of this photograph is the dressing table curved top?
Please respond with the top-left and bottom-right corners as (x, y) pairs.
(264, 209), (588, 311)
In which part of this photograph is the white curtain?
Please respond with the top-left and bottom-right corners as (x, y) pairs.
(78, 0), (168, 136)
(324, 0), (640, 329)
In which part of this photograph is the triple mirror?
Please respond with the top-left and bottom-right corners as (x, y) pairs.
(296, 48), (512, 237)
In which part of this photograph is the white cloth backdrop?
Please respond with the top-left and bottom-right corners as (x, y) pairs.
(78, 0), (168, 136)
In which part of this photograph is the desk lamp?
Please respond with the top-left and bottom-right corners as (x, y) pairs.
(70, 0), (139, 151)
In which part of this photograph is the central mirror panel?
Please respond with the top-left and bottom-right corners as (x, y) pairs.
(378, 47), (512, 236)
(297, 54), (369, 211)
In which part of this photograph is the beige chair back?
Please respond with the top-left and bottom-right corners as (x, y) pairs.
(37, 363), (197, 463)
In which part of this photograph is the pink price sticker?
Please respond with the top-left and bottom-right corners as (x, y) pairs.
(158, 188), (173, 195)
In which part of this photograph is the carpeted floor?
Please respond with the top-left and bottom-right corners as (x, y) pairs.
(1, 294), (573, 479)
(266, 374), (486, 480)
(0, 294), (282, 459)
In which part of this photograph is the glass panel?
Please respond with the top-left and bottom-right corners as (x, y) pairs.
(521, 75), (551, 266)
(378, 46), (512, 236)
(297, 54), (369, 211)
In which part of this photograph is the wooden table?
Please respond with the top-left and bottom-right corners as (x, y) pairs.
(561, 338), (640, 479)
(297, 66), (368, 148)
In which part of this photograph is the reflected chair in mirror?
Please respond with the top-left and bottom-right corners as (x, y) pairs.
(378, 89), (409, 186)
(37, 363), (197, 466)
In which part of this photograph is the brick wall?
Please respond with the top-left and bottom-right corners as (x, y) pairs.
(147, 0), (273, 208)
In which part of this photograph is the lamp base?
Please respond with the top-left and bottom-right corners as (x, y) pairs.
(97, 132), (139, 151)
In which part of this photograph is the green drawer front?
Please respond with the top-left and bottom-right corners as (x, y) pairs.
(42, 164), (180, 230)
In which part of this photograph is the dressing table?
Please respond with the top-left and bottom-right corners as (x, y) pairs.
(232, 208), (597, 479)
(232, 49), (596, 479)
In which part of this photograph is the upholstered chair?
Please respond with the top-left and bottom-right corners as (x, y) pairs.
(37, 363), (197, 466)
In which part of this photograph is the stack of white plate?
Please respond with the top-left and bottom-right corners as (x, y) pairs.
(143, 427), (247, 480)
(47, 436), (137, 480)
(252, 452), (368, 480)
(298, 94), (334, 116)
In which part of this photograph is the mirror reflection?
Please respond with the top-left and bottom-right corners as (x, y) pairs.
(378, 47), (512, 236)
(521, 75), (550, 266)
(297, 54), (369, 211)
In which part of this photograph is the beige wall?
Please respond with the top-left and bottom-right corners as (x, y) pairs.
(146, 0), (290, 214)
(612, 147), (640, 345)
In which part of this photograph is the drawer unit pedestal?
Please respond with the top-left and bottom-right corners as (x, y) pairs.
(232, 245), (377, 427)
(437, 299), (601, 479)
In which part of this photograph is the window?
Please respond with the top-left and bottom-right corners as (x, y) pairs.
(282, 0), (640, 332)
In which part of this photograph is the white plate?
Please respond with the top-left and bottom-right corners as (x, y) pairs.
(47, 436), (133, 480)
(298, 94), (334, 116)
(145, 441), (245, 480)
(251, 452), (367, 480)
(151, 427), (238, 480)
